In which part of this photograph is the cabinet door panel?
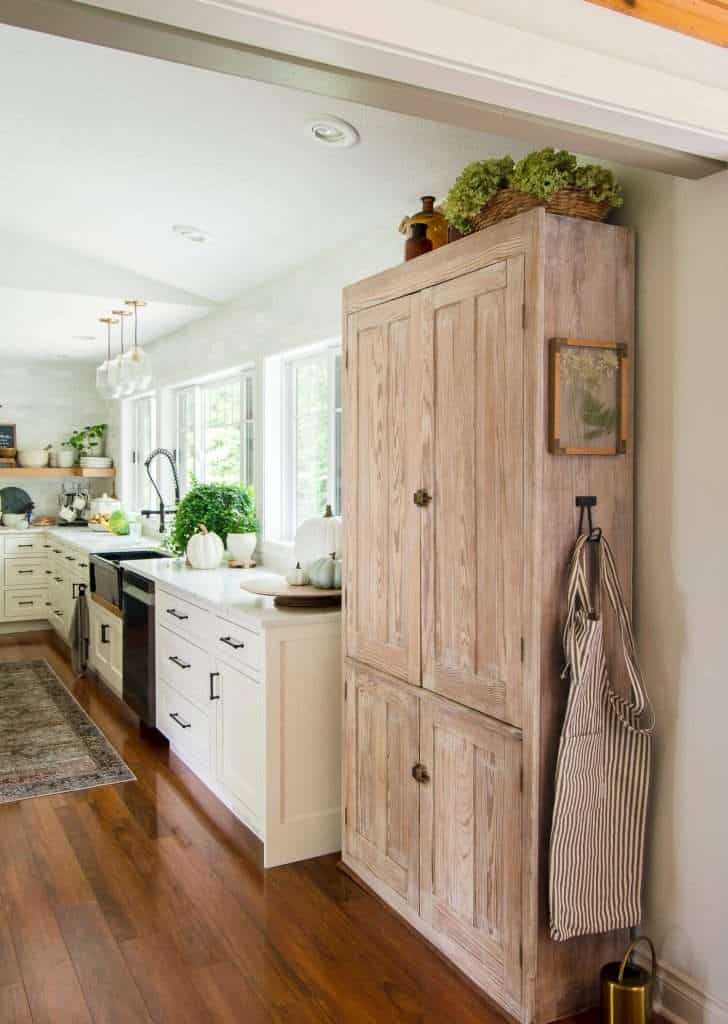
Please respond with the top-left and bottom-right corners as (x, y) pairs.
(421, 258), (525, 724)
(420, 696), (522, 1008)
(344, 662), (419, 909)
(344, 296), (422, 685)
(218, 663), (263, 823)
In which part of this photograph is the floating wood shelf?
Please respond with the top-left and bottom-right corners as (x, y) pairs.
(0, 467), (115, 479)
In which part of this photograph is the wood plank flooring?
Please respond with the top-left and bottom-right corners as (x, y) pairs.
(0, 634), (612, 1023)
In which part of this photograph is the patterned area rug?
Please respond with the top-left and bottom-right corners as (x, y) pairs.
(0, 659), (134, 803)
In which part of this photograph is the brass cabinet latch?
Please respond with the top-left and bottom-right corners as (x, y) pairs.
(411, 763), (430, 784)
(413, 489), (432, 507)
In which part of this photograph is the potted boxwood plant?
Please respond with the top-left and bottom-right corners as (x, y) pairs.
(170, 480), (260, 564)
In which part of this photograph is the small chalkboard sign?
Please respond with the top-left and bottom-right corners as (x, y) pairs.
(0, 424), (16, 449)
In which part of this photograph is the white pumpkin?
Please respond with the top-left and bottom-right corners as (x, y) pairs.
(294, 506), (343, 567)
(286, 562), (310, 587)
(186, 523), (224, 570)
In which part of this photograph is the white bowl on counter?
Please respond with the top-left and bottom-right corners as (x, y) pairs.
(2, 513), (28, 528)
(17, 449), (50, 468)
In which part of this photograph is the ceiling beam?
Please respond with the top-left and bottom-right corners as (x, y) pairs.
(586, 0), (728, 48)
(0, 0), (723, 179)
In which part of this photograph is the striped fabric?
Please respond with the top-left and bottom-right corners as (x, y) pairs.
(549, 533), (654, 942)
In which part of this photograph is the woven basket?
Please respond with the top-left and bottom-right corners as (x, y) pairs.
(469, 187), (610, 233)
(546, 188), (610, 221)
(470, 189), (541, 231)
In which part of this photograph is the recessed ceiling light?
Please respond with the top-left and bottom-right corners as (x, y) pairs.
(307, 115), (359, 148)
(73, 335), (96, 341)
(172, 224), (211, 243)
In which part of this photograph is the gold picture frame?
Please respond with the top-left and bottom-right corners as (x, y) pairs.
(549, 338), (628, 455)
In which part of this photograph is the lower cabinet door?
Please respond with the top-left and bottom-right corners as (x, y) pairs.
(343, 662), (420, 909)
(217, 663), (263, 824)
(419, 695), (523, 1009)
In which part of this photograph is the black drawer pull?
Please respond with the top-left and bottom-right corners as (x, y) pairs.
(65, 556), (75, 562)
(43, 544), (52, 549)
(209, 671), (220, 701)
(54, 576), (63, 583)
(166, 608), (189, 620)
(169, 655), (191, 670)
(78, 562), (89, 569)
(17, 569), (33, 574)
(101, 624), (110, 643)
(17, 543), (33, 548)
(18, 600), (34, 606)
(45, 569), (52, 575)
(220, 636), (245, 650)
(53, 548), (61, 554)
(170, 712), (191, 729)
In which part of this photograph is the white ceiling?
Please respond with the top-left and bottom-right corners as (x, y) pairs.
(0, 22), (532, 364)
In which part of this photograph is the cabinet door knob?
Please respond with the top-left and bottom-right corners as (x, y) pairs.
(411, 763), (430, 784)
(101, 624), (110, 643)
(413, 489), (432, 507)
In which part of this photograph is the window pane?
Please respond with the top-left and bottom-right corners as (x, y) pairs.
(136, 396), (156, 511)
(244, 373), (254, 422)
(177, 387), (196, 495)
(294, 356), (329, 528)
(204, 378), (241, 484)
(243, 421), (255, 488)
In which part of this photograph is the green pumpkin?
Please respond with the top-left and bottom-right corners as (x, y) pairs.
(307, 552), (341, 590)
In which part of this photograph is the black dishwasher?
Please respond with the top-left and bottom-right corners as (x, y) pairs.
(122, 569), (159, 727)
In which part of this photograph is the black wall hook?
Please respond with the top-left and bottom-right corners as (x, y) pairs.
(575, 496), (601, 541)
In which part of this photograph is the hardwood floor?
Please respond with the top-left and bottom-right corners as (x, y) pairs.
(0, 634), (612, 1023)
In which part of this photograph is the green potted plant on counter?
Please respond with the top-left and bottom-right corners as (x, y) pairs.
(170, 480), (259, 565)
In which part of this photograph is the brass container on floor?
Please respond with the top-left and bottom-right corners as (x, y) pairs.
(601, 937), (656, 1024)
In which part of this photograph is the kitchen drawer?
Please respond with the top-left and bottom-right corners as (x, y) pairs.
(158, 679), (214, 774)
(213, 617), (262, 675)
(5, 535), (43, 556)
(5, 559), (50, 587)
(158, 590), (212, 646)
(73, 555), (91, 583)
(158, 626), (215, 711)
(4, 588), (50, 620)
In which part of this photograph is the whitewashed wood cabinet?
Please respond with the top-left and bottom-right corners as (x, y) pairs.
(155, 584), (342, 868)
(343, 211), (636, 1024)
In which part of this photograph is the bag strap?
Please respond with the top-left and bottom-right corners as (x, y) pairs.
(562, 533), (595, 684)
(597, 536), (655, 734)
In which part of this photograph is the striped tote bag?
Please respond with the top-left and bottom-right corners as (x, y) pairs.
(549, 533), (654, 942)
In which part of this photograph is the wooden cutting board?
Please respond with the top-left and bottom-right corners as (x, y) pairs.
(240, 574), (341, 608)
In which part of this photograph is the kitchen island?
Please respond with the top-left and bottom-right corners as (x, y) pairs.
(121, 557), (342, 868)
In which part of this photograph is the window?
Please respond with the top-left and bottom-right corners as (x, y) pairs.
(130, 394), (157, 512)
(284, 344), (341, 537)
(176, 368), (256, 495)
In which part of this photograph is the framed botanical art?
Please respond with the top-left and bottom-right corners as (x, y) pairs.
(549, 338), (628, 455)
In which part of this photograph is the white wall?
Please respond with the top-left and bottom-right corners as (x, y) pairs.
(616, 168), (728, 1021)
(0, 363), (110, 516)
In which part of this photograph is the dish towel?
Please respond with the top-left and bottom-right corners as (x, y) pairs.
(549, 533), (654, 941)
(71, 587), (90, 677)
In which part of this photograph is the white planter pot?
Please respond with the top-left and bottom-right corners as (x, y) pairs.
(51, 449), (76, 468)
(226, 532), (257, 564)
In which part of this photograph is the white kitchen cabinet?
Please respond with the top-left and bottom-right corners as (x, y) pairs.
(217, 662), (264, 830)
(155, 581), (341, 867)
(88, 597), (123, 697)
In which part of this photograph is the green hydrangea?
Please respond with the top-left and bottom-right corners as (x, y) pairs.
(574, 163), (623, 207)
(510, 148), (577, 200)
(442, 156), (514, 234)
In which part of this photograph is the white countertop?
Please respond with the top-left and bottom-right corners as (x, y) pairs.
(0, 525), (160, 554)
(121, 557), (342, 630)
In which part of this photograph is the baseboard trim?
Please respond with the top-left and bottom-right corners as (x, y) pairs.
(646, 959), (728, 1024)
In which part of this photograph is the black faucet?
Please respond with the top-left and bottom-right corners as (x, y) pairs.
(140, 448), (180, 534)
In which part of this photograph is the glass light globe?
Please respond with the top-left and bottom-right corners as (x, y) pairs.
(96, 359), (114, 399)
(106, 356), (125, 399)
(127, 346), (152, 391)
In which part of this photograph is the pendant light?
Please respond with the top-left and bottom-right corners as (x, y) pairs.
(96, 316), (118, 398)
(124, 299), (152, 391)
(109, 308), (134, 397)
